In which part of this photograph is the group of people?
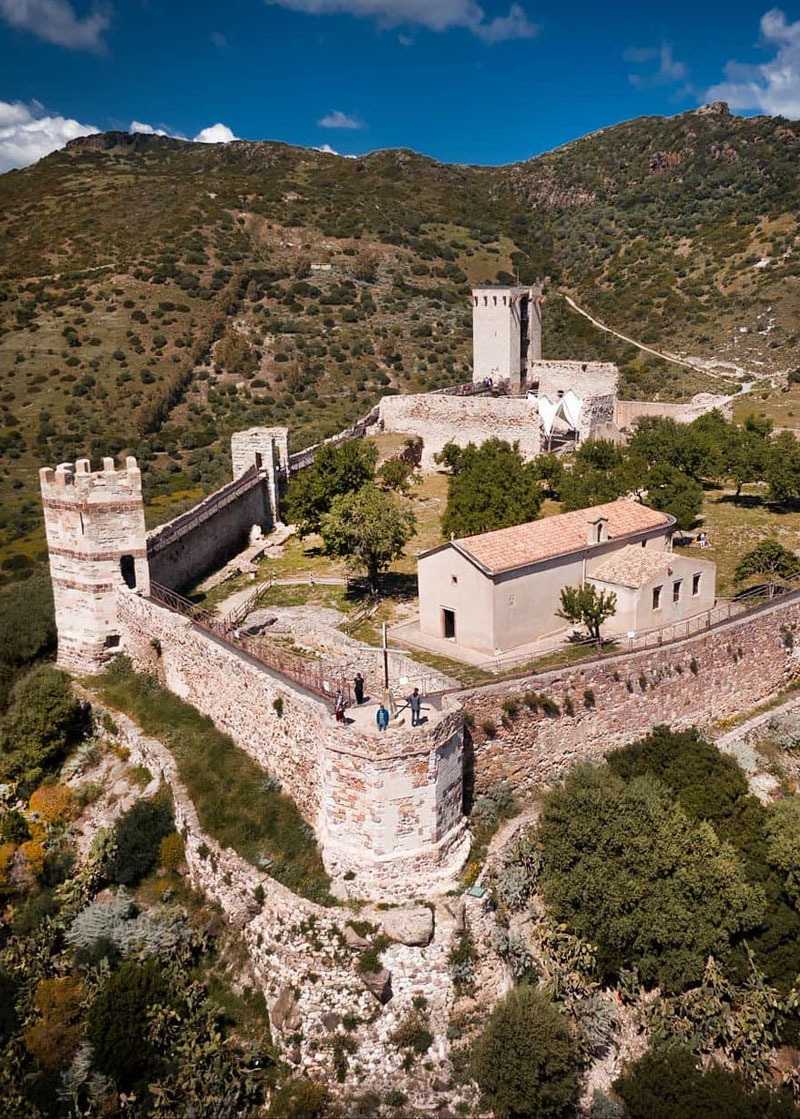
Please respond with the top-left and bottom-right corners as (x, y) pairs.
(333, 673), (425, 732)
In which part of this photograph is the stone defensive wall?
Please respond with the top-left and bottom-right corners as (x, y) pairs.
(116, 589), (468, 898)
(375, 393), (541, 468)
(615, 392), (734, 430)
(459, 593), (800, 798)
(146, 466), (273, 591)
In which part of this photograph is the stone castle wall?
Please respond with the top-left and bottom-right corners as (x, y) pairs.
(376, 394), (542, 468)
(459, 595), (800, 797)
(146, 471), (273, 591)
(615, 393), (734, 429)
(116, 590), (467, 897)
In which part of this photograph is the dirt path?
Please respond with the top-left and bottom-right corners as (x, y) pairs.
(562, 294), (765, 389)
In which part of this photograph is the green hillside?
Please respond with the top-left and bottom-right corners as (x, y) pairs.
(1, 104), (799, 574)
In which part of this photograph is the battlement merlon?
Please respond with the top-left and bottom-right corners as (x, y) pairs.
(39, 456), (143, 499)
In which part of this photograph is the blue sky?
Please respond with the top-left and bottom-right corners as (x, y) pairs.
(1, 1), (800, 172)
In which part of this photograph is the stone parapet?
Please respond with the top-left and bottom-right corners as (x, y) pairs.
(459, 594), (800, 796)
(116, 590), (467, 899)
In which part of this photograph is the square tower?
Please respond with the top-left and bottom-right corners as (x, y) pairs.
(39, 457), (149, 674)
(471, 284), (543, 393)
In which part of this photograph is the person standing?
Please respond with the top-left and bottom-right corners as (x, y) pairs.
(334, 690), (346, 723)
(376, 703), (389, 732)
(354, 672), (365, 705)
(407, 687), (422, 727)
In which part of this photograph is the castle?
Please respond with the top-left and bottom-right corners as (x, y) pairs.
(38, 286), (732, 898)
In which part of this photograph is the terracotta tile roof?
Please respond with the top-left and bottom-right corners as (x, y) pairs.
(455, 500), (671, 574)
(589, 545), (676, 589)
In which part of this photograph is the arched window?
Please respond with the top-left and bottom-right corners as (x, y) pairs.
(120, 555), (136, 589)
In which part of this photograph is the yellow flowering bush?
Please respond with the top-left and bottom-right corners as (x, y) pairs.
(29, 783), (75, 826)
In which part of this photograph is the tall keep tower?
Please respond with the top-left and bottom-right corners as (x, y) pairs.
(471, 284), (544, 394)
(39, 457), (149, 674)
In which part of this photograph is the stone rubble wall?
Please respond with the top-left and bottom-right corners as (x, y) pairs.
(375, 393), (542, 468)
(104, 703), (470, 1104)
(116, 590), (467, 898)
(615, 393), (734, 429)
(459, 595), (800, 797)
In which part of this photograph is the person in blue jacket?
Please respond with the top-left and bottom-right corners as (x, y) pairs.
(376, 703), (389, 731)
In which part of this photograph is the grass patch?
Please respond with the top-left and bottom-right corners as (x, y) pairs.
(94, 658), (334, 905)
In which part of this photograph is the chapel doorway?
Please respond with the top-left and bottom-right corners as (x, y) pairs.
(442, 608), (456, 640)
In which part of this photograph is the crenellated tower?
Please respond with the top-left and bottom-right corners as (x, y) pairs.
(39, 456), (149, 674)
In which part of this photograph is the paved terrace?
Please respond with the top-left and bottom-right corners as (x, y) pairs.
(340, 693), (448, 736)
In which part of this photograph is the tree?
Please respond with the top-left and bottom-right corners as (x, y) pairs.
(556, 584), (617, 648)
(441, 439), (542, 538)
(532, 452), (564, 498)
(767, 431), (800, 505)
(559, 440), (633, 511)
(642, 464), (703, 530)
(376, 457), (411, 493)
(766, 798), (800, 909)
(287, 440), (377, 535)
(734, 539), (800, 597)
(471, 986), (580, 1119)
(320, 484), (415, 593)
(538, 765), (765, 991)
(0, 665), (85, 788)
(433, 441), (464, 474)
(614, 1045), (798, 1119)
(723, 425), (769, 497)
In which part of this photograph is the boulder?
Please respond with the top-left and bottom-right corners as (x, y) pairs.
(322, 1012), (341, 1032)
(443, 898), (466, 937)
(361, 967), (392, 1004)
(379, 905), (434, 947)
(344, 925), (370, 950)
(271, 984), (302, 1031)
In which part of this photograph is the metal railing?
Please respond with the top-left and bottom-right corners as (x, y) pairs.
(148, 581), (354, 703)
(473, 577), (800, 677)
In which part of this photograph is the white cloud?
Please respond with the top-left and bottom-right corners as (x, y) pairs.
(264, 0), (537, 42)
(318, 109), (364, 129)
(130, 120), (186, 139)
(0, 0), (110, 50)
(314, 142), (340, 153)
(193, 122), (238, 143)
(705, 8), (800, 117)
(625, 42), (687, 90)
(211, 30), (227, 47)
(0, 98), (98, 173)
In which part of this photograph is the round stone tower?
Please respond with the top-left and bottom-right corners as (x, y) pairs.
(39, 456), (149, 674)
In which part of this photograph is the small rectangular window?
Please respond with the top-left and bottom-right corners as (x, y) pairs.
(104, 634), (121, 649)
(692, 573), (701, 596)
(673, 580), (682, 604)
(652, 585), (662, 610)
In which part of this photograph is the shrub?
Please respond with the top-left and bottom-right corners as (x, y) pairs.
(614, 1045), (798, 1119)
(482, 719), (497, 738)
(24, 977), (84, 1070)
(108, 794), (174, 885)
(471, 986), (581, 1119)
(583, 688), (596, 709)
(538, 764), (765, 991)
(267, 1080), (329, 1118)
(87, 958), (173, 1089)
(0, 665), (85, 787)
(159, 831), (185, 871)
(501, 698), (519, 718)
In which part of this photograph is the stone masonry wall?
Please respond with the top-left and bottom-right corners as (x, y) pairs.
(146, 477), (272, 591)
(615, 392), (734, 429)
(116, 590), (467, 897)
(376, 394), (541, 468)
(102, 703), (471, 1105)
(460, 595), (800, 797)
